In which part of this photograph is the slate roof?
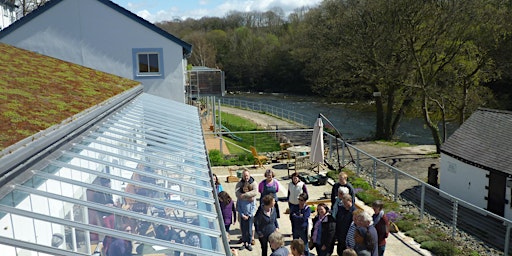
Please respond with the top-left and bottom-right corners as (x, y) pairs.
(0, 0), (192, 56)
(440, 108), (512, 174)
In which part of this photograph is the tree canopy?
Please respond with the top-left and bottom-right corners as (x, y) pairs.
(15, 0), (512, 148)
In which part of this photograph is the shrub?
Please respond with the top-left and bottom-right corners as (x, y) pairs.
(209, 150), (254, 166)
(326, 170), (337, 180)
(404, 228), (424, 237)
(420, 241), (457, 256)
(351, 176), (372, 190)
(385, 211), (402, 222)
(356, 188), (384, 205)
(208, 150), (224, 165)
(414, 235), (433, 243)
(395, 220), (416, 232)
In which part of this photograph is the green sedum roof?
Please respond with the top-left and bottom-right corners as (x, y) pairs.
(0, 43), (140, 150)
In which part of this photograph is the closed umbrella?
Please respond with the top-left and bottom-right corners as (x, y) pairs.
(310, 115), (324, 172)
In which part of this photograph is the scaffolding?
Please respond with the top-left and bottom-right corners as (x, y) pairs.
(186, 66), (225, 104)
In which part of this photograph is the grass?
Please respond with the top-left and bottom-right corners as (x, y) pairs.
(0, 43), (140, 150)
(207, 111), (282, 166)
(219, 111), (280, 153)
(375, 140), (412, 147)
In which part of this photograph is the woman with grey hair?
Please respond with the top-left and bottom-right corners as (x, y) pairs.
(354, 211), (378, 256)
(269, 231), (289, 256)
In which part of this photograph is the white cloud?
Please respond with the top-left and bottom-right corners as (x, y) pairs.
(124, 0), (322, 23)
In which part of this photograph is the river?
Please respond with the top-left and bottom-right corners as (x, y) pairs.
(223, 93), (457, 145)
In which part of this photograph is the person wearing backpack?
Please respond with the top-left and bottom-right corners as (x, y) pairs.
(354, 211), (378, 256)
(372, 200), (390, 256)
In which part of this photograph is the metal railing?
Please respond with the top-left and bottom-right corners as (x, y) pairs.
(218, 97), (310, 126)
(324, 132), (512, 254)
(205, 96), (511, 253)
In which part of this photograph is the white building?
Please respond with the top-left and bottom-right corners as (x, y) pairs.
(440, 108), (512, 219)
(0, 0), (192, 103)
(0, 0), (16, 30)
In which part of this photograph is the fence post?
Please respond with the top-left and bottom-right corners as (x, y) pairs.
(372, 159), (377, 188)
(329, 136), (334, 160)
(356, 151), (361, 175)
(505, 222), (511, 255)
(420, 184), (425, 220)
(341, 139), (345, 166)
(218, 99), (224, 154)
(212, 97), (217, 133)
(394, 169), (398, 202)
(452, 200), (458, 239)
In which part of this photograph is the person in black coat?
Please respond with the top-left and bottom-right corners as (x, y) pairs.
(334, 194), (356, 255)
(254, 194), (279, 256)
(310, 203), (336, 256)
(331, 172), (355, 207)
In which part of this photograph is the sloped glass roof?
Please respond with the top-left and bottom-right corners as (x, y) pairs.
(0, 93), (227, 256)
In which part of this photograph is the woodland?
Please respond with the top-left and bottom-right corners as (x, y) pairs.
(16, 0), (512, 152)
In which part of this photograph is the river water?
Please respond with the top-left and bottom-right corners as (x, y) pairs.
(224, 93), (457, 145)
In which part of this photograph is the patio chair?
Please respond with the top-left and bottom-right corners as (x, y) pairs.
(250, 146), (268, 168)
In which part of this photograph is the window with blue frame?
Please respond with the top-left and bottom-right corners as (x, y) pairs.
(133, 48), (164, 77)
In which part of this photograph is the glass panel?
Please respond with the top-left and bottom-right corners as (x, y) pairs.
(148, 54), (159, 72)
(138, 54), (149, 72)
(0, 94), (227, 255)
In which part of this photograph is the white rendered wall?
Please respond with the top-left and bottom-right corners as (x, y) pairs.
(0, 0), (186, 102)
(440, 154), (489, 209)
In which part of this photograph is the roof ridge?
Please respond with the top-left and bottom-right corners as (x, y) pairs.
(477, 107), (512, 115)
(0, 0), (192, 55)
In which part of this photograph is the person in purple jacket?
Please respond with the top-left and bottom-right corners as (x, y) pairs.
(218, 191), (236, 232)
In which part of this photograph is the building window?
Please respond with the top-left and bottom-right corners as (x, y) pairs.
(132, 48), (164, 78)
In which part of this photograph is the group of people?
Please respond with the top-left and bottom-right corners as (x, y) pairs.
(216, 168), (310, 256)
(217, 169), (390, 256)
(310, 172), (390, 256)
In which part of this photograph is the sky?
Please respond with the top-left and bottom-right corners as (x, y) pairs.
(112, 0), (322, 23)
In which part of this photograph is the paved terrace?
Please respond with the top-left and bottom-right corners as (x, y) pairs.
(203, 107), (431, 255)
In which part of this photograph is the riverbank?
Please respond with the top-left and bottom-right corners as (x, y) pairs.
(211, 106), (439, 184)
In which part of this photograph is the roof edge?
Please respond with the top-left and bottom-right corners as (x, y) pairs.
(0, 0), (192, 56)
(476, 107), (512, 115)
(0, 0), (61, 39)
(98, 0), (192, 56)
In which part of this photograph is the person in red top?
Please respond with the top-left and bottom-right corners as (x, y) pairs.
(371, 200), (390, 256)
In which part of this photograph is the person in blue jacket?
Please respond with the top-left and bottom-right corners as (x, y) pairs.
(290, 192), (311, 256)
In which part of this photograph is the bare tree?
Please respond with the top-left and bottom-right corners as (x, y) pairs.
(15, 0), (48, 17)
